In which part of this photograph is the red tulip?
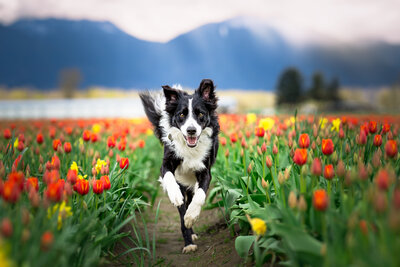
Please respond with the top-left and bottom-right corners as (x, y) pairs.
(220, 137), (227, 146)
(92, 179), (104, 194)
(339, 128), (345, 139)
(138, 139), (145, 148)
(298, 133), (310, 148)
(41, 231), (54, 251)
(321, 139), (334, 155)
(313, 189), (329, 211)
(107, 136), (116, 148)
(358, 130), (367, 145)
(67, 169), (78, 185)
(230, 133), (238, 143)
(73, 178), (89, 196)
(373, 134), (382, 147)
(3, 129), (11, 139)
(82, 130), (91, 142)
(382, 123), (391, 134)
(120, 158), (129, 169)
(1, 218), (13, 238)
(64, 142), (72, 153)
(52, 139), (61, 151)
(36, 133), (44, 144)
(323, 164), (335, 180)
(1, 180), (21, 203)
(101, 175), (111, 190)
(375, 169), (390, 191)
(368, 121), (377, 134)
(49, 128), (56, 139)
(293, 149), (307, 166)
(17, 140), (25, 152)
(90, 133), (98, 143)
(385, 140), (398, 158)
(254, 127), (265, 138)
(45, 181), (64, 202)
(311, 158), (322, 176)
(26, 177), (39, 192)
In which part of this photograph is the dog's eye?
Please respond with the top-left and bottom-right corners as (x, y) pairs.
(199, 113), (203, 118)
(179, 113), (185, 118)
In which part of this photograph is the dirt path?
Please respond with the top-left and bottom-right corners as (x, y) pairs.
(147, 194), (243, 267)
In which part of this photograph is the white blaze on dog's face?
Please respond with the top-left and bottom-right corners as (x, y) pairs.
(162, 80), (217, 148)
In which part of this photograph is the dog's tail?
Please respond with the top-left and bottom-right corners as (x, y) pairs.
(139, 91), (165, 140)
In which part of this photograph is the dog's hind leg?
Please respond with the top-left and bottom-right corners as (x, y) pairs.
(178, 187), (197, 253)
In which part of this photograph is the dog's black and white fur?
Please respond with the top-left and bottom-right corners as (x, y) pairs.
(140, 79), (219, 253)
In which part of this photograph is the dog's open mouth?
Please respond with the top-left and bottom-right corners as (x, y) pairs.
(185, 136), (198, 148)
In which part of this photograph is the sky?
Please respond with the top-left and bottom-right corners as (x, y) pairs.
(0, 0), (399, 44)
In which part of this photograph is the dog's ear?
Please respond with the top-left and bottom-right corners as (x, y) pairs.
(196, 79), (218, 110)
(162, 85), (180, 104)
(196, 79), (215, 101)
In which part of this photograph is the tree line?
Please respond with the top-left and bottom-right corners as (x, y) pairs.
(276, 67), (340, 106)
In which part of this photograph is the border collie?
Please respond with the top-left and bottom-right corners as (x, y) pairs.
(140, 79), (219, 253)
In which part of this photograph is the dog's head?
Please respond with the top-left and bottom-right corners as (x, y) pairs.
(162, 79), (217, 148)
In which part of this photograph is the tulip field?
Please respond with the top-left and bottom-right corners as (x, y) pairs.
(1, 114), (400, 266)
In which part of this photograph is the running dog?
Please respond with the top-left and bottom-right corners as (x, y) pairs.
(139, 79), (219, 253)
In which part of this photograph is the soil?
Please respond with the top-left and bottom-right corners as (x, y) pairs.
(108, 194), (245, 267)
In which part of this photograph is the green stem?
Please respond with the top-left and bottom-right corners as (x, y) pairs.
(270, 169), (278, 200)
(300, 167), (306, 194)
(327, 180), (332, 197)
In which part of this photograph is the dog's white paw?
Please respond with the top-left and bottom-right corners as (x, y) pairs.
(184, 205), (200, 228)
(167, 186), (184, 207)
(184, 188), (205, 228)
(182, 244), (197, 253)
(191, 234), (198, 241)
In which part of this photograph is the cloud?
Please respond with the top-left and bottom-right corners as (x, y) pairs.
(0, 0), (399, 44)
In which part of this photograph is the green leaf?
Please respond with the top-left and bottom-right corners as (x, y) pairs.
(235, 235), (256, 258)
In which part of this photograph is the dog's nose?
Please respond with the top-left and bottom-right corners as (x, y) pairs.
(187, 127), (196, 136)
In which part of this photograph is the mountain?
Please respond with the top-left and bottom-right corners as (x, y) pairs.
(0, 18), (399, 90)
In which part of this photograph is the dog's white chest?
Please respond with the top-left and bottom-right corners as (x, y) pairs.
(175, 163), (197, 188)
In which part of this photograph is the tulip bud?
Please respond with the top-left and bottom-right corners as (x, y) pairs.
(273, 144), (278, 155)
(316, 136), (321, 146)
(301, 165), (309, 176)
(261, 142), (267, 153)
(21, 229), (30, 243)
(288, 191), (297, 209)
(358, 162), (368, 181)
(331, 151), (338, 164)
(240, 148), (244, 157)
(372, 151), (380, 168)
(298, 195), (307, 212)
(311, 141), (316, 150)
(345, 143), (350, 154)
(278, 172), (285, 185)
(247, 162), (253, 174)
(257, 146), (262, 156)
(336, 160), (345, 178)
(108, 149), (114, 158)
(261, 178), (269, 189)
(313, 124), (318, 138)
(284, 166), (292, 180)
(374, 191), (387, 213)
(224, 149), (229, 158)
(265, 155), (272, 169)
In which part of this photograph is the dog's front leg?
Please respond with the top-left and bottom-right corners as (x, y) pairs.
(184, 170), (210, 229)
(178, 187), (197, 253)
(159, 171), (183, 207)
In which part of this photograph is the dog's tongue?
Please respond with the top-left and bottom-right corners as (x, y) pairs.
(187, 136), (197, 146)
